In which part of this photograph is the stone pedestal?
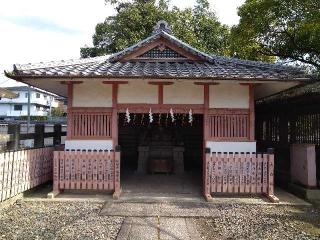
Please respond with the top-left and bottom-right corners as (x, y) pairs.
(290, 144), (317, 187)
(173, 147), (184, 174)
(137, 146), (149, 174)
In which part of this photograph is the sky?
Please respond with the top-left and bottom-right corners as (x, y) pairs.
(0, 0), (245, 87)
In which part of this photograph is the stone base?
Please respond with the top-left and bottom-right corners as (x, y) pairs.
(263, 193), (280, 203)
(113, 188), (122, 200)
(47, 190), (60, 199)
(289, 183), (320, 200)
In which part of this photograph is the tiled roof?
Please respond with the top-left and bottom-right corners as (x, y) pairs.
(6, 54), (309, 81)
(108, 30), (214, 62)
(5, 23), (310, 81)
(257, 80), (320, 104)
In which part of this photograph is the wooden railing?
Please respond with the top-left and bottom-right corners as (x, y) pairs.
(69, 108), (112, 139)
(203, 149), (278, 202)
(0, 147), (54, 202)
(208, 109), (250, 141)
(52, 148), (121, 198)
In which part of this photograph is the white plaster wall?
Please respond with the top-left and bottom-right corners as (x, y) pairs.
(73, 81), (112, 107)
(65, 140), (113, 151)
(209, 83), (249, 108)
(206, 141), (256, 153)
(118, 81), (158, 104)
(163, 81), (204, 104)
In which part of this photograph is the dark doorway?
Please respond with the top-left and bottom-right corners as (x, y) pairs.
(118, 113), (203, 174)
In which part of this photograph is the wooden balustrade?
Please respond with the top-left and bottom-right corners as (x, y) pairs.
(208, 109), (250, 140)
(0, 147), (54, 202)
(203, 150), (278, 202)
(52, 148), (121, 198)
(69, 108), (112, 139)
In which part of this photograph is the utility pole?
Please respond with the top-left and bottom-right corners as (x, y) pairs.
(27, 85), (31, 133)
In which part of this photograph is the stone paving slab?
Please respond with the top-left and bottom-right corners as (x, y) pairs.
(100, 201), (214, 217)
(116, 217), (201, 240)
(159, 218), (190, 240)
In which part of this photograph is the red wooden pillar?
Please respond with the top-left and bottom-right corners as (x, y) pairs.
(249, 84), (255, 141)
(112, 83), (118, 146)
(103, 81), (128, 147)
(240, 83), (256, 141)
(60, 81), (83, 140)
(194, 82), (218, 201)
(148, 81), (174, 105)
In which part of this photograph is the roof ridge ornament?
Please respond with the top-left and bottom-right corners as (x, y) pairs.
(153, 20), (172, 35)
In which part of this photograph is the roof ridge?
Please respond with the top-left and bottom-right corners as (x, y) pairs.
(108, 30), (213, 63)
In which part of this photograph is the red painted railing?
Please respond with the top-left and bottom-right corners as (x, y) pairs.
(208, 109), (250, 140)
(203, 150), (278, 202)
(0, 147), (54, 202)
(69, 108), (112, 139)
(53, 149), (120, 193)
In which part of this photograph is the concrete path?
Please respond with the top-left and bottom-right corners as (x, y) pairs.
(116, 217), (201, 240)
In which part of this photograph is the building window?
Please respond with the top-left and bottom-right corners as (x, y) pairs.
(14, 105), (22, 111)
(36, 93), (41, 98)
(25, 93), (28, 98)
(16, 93), (20, 98)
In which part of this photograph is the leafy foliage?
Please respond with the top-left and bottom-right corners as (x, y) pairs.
(51, 107), (65, 117)
(81, 0), (231, 58)
(232, 0), (320, 69)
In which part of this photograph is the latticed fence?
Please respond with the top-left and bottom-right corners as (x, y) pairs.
(203, 150), (277, 202)
(256, 109), (320, 186)
(0, 147), (54, 202)
(53, 149), (121, 195)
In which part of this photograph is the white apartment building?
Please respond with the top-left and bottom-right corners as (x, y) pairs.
(0, 86), (62, 118)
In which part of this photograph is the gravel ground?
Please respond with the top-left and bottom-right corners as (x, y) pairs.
(195, 204), (320, 240)
(0, 201), (319, 240)
(0, 201), (123, 240)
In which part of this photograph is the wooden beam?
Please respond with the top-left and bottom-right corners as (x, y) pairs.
(60, 81), (83, 85)
(194, 82), (219, 86)
(148, 81), (174, 85)
(102, 81), (129, 85)
(116, 104), (204, 114)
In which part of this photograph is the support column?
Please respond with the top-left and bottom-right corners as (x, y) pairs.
(249, 84), (255, 141)
(240, 83), (256, 141)
(194, 82), (218, 201)
(112, 84), (119, 146)
(60, 81), (83, 140)
(103, 81), (128, 147)
(148, 81), (174, 105)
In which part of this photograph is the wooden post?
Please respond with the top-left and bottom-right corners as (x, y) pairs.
(203, 148), (213, 202)
(113, 145), (121, 199)
(67, 83), (73, 140)
(249, 84), (255, 141)
(112, 84), (118, 146)
(53, 124), (62, 146)
(263, 153), (279, 203)
(34, 124), (44, 148)
(7, 123), (20, 150)
(47, 150), (60, 198)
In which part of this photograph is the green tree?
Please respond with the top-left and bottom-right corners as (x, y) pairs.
(51, 107), (65, 117)
(231, 0), (320, 68)
(81, 0), (231, 58)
